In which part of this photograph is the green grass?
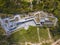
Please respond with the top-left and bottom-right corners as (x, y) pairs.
(8, 26), (38, 43)
(39, 28), (49, 41)
(24, 26), (38, 43)
(8, 26), (49, 44)
(54, 34), (60, 40)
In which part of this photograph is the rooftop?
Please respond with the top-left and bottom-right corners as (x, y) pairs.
(0, 11), (58, 35)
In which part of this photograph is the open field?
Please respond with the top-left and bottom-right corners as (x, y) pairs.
(7, 26), (50, 45)
(39, 27), (49, 41)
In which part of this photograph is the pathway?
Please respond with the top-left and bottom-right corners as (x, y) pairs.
(47, 28), (52, 39)
(37, 27), (40, 42)
(52, 39), (60, 45)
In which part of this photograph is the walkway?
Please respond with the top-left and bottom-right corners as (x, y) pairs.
(47, 28), (52, 39)
(37, 27), (40, 42)
(52, 39), (60, 45)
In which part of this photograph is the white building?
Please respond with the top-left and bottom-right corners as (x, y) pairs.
(0, 11), (58, 35)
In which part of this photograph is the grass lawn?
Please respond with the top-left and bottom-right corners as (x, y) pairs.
(54, 34), (60, 40)
(8, 26), (50, 44)
(0, 27), (6, 35)
(8, 26), (38, 43)
(39, 27), (49, 41)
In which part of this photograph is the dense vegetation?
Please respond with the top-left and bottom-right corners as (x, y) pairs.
(1, 0), (60, 40)
(7, 26), (49, 45)
(0, 0), (60, 45)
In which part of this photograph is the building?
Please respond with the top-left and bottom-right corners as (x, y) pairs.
(0, 11), (58, 35)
